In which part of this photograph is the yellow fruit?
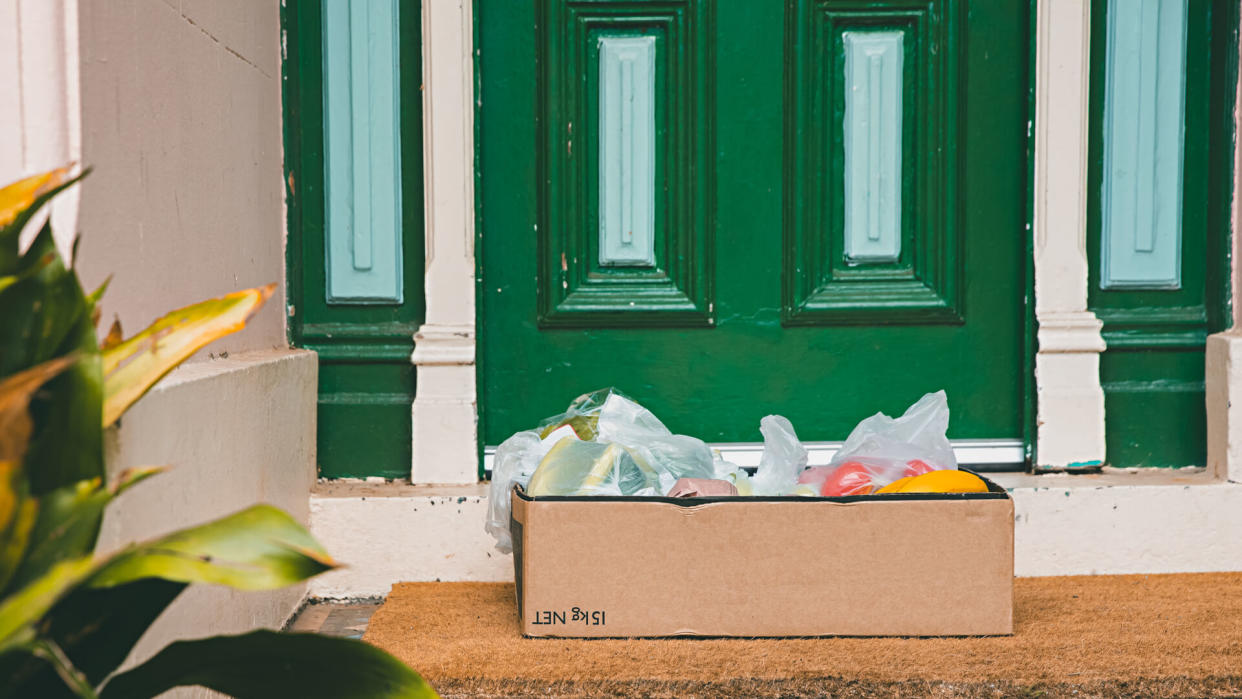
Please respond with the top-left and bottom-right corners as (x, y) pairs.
(893, 470), (988, 494)
(875, 476), (914, 494)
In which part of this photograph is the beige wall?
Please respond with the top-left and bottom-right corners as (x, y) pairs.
(75, 0), (286, 353)
(98, 350), (317, 695)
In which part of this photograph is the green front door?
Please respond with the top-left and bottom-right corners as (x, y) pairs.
(479, 1), (1029, 448)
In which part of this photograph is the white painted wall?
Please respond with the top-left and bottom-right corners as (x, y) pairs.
(308, 470), (1242, 598)
(98, 350), (317, 693)
(73, 0), (286, 353)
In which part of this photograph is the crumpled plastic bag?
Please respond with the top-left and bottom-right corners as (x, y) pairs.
(595, 392), (716, 494)
(802, 390), (956, 496)
(706, 415), (808, 496)
(484, 428), (552, 553)
(486, 388), (716, 551)
(750, 415), (808, 495)
(527, 437), (656, 496)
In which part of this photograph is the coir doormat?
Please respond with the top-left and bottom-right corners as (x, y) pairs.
(364, 574), (1242, 698)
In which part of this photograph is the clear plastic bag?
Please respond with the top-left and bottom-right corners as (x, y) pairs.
(804, 390), (957, 496)
(750, 415), (808, 496)
(486, 388), (716, 551)
(595, 392), (716, 494)
(485, 429), (544, 553)
(526, 438), (657, 496)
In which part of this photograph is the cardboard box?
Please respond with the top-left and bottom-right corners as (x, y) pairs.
(510, 476), (1013, 637)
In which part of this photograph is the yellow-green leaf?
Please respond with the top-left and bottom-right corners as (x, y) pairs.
(0, 556), (94, 655)
(101, 284), (275, 426)
(0, 495), (38, 593)
(0, 356), (79, 463)
(7, 468), (162, 593)
(88, 504), (337, 591)
(0, 168), (71, 230)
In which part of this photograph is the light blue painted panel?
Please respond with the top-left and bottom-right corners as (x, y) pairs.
(322, 0), (403, 304)
(1101, 0), (1187, 289)
(598, 36), (656, 267)
(843, 31), (903, 264)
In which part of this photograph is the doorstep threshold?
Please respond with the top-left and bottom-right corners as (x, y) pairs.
(991, 465), (1216, 490)
(312, 465), (1224, 499)
(482, 438), (1024, 473)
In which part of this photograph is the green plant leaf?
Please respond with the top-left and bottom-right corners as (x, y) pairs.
(0, 168), (72, 231)
(1, 224), (104, 496)
(99, 630), (439, 699)
(0, 578), (187, 698)
(0, 356), (78, 463)
(89, 504), (337, 590)
(101, 284), (275, 426)
(29, 638), (98, 699)
(0, 496), (37, 593)
(24, 336), (104, 497)
(0, 356), (77, 590)
(0, 167), (87, 276)
(0, 557), (93, 655)
(7, 468), (163, 594)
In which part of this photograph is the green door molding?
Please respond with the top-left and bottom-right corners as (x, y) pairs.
(479, 0), (1030, 449)
(283, 0), (425, 479)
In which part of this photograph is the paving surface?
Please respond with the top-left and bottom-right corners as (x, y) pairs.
(286, 601), (379, 639)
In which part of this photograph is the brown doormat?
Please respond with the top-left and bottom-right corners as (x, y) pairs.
(364, 574), (1242, 698)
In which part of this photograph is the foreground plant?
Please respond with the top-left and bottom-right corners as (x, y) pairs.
(0, 168), (436, 698)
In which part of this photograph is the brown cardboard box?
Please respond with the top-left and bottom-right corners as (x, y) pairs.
(510, 476), (1013, 637)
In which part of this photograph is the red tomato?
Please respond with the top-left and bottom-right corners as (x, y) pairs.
(820, 461), (875, 496)
(904, 459), (936, 477)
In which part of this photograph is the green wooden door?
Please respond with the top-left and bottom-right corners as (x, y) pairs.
(479, 1), (1029, 447)
(1085, 0), (1236, 467)
(284, 0), (425, 479)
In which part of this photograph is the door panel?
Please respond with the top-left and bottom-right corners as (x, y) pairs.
(479, 0), (1028, 446)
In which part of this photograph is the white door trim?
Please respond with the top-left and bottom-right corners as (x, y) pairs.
(410, 0), (478, 484)
(1032, 0), (1108, 468)
(0, 0), (82, 263)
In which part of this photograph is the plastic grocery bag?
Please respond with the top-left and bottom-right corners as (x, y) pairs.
(484, 428), (547, 553)
(527, 437), (658, 497)
(750, 415), (808, 495)
(486, 388), (717, 551)
(595, 392), (716, 494)
(801, 390), (956, 496)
